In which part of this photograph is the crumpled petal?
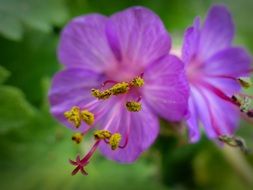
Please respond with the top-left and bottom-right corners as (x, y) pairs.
(98, 102), (159, 163)
(48, 68), (106, 131)
(105, 6), (171, 67)
(58, 14), (117, 72)
(143, 55), (189, 121)
(198, 5), (234, 60)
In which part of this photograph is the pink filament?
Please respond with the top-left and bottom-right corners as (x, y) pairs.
(101, 80), (117, 88)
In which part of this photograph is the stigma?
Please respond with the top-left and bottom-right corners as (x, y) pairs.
(64, 106), (94, 128)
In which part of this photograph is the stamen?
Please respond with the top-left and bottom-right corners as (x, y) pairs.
(240, 97), (252, 112)
(110, 82), (130, 95)
(64, 106), (95, 128)
(64, 106), (81, 128)
(94, 130), (112, 140)
(231, 95), (241, 106)
(109, 133), (122, 150)
(218, 135), (249, 153)
(199, 81), (241, 106)
(72, 133), (83, 144)
(237, 77), (252, 88)
(91, 89), (112, 100)
(130, 76), (144, 87)
(233, 94), (253, 120)
(81, 110), (95, 126)
(126, 101), (142, 112)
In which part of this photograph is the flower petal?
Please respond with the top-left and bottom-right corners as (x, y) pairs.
(48, 69), (106, 131)
(203, 47), (251, 95)
(187, 95), (201, 143)
(188, 86), (239, 139)
(204, 47), (252, 77)
(182, 17), (201, 64)
(58, 14), (117, 72)
(98, 102), (159, 163)
(143, 55), (189, 121)
(105, 6), (171, 66)
(198, 5), (234, 60)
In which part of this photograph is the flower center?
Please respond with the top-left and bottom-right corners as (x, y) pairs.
(186, 59), (204, 84)
(64, 74), (145, 176)
(91, 75), (144, 112)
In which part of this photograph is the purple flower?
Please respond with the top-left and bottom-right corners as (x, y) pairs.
(49, 7), (189, 175)
(180, 5), (252, 142)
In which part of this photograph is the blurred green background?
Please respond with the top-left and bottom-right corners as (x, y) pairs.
(0, 0), (253, 189)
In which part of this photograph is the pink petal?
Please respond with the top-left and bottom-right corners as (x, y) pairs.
(203, 47), (251, 95)
(187, 86), (239, 139)
(105, 6), (171, 67)
(187, 95), (201, 143)
(48, 68), (106, 131)
(182, 17), (201, 64)
(58, 14), (117, 72)
(198, 5), (234, 60)
(98, 102), (159, 163)
(143, 55), (189, 121)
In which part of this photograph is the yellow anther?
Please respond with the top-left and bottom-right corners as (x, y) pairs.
(110, 82), (130, 95)
(238, 77), (252, 88)
(72, 133), (83, 144)
(91, 89), (112, 100)
(91, 88), (100, 97)
(64, 106), (81, 128)
(109, 133), (122, 150)
(131, 76), (144, 87)
(64, 106), (95, 128)
(94, 130), (112, 140)
(232, 95), (252, 112)
(126, 101), (142, 112)
(81, 110), (95, 126)
(240, 97), (251, 112)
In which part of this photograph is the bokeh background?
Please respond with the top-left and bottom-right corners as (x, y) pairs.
(0, 0), (253, 189)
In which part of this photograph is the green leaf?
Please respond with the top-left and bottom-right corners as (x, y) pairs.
(0, 65), (10, 84)
(0, 85), (36, 133)
(0, 32), (60, 106)
(0, 0), (68, 41)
